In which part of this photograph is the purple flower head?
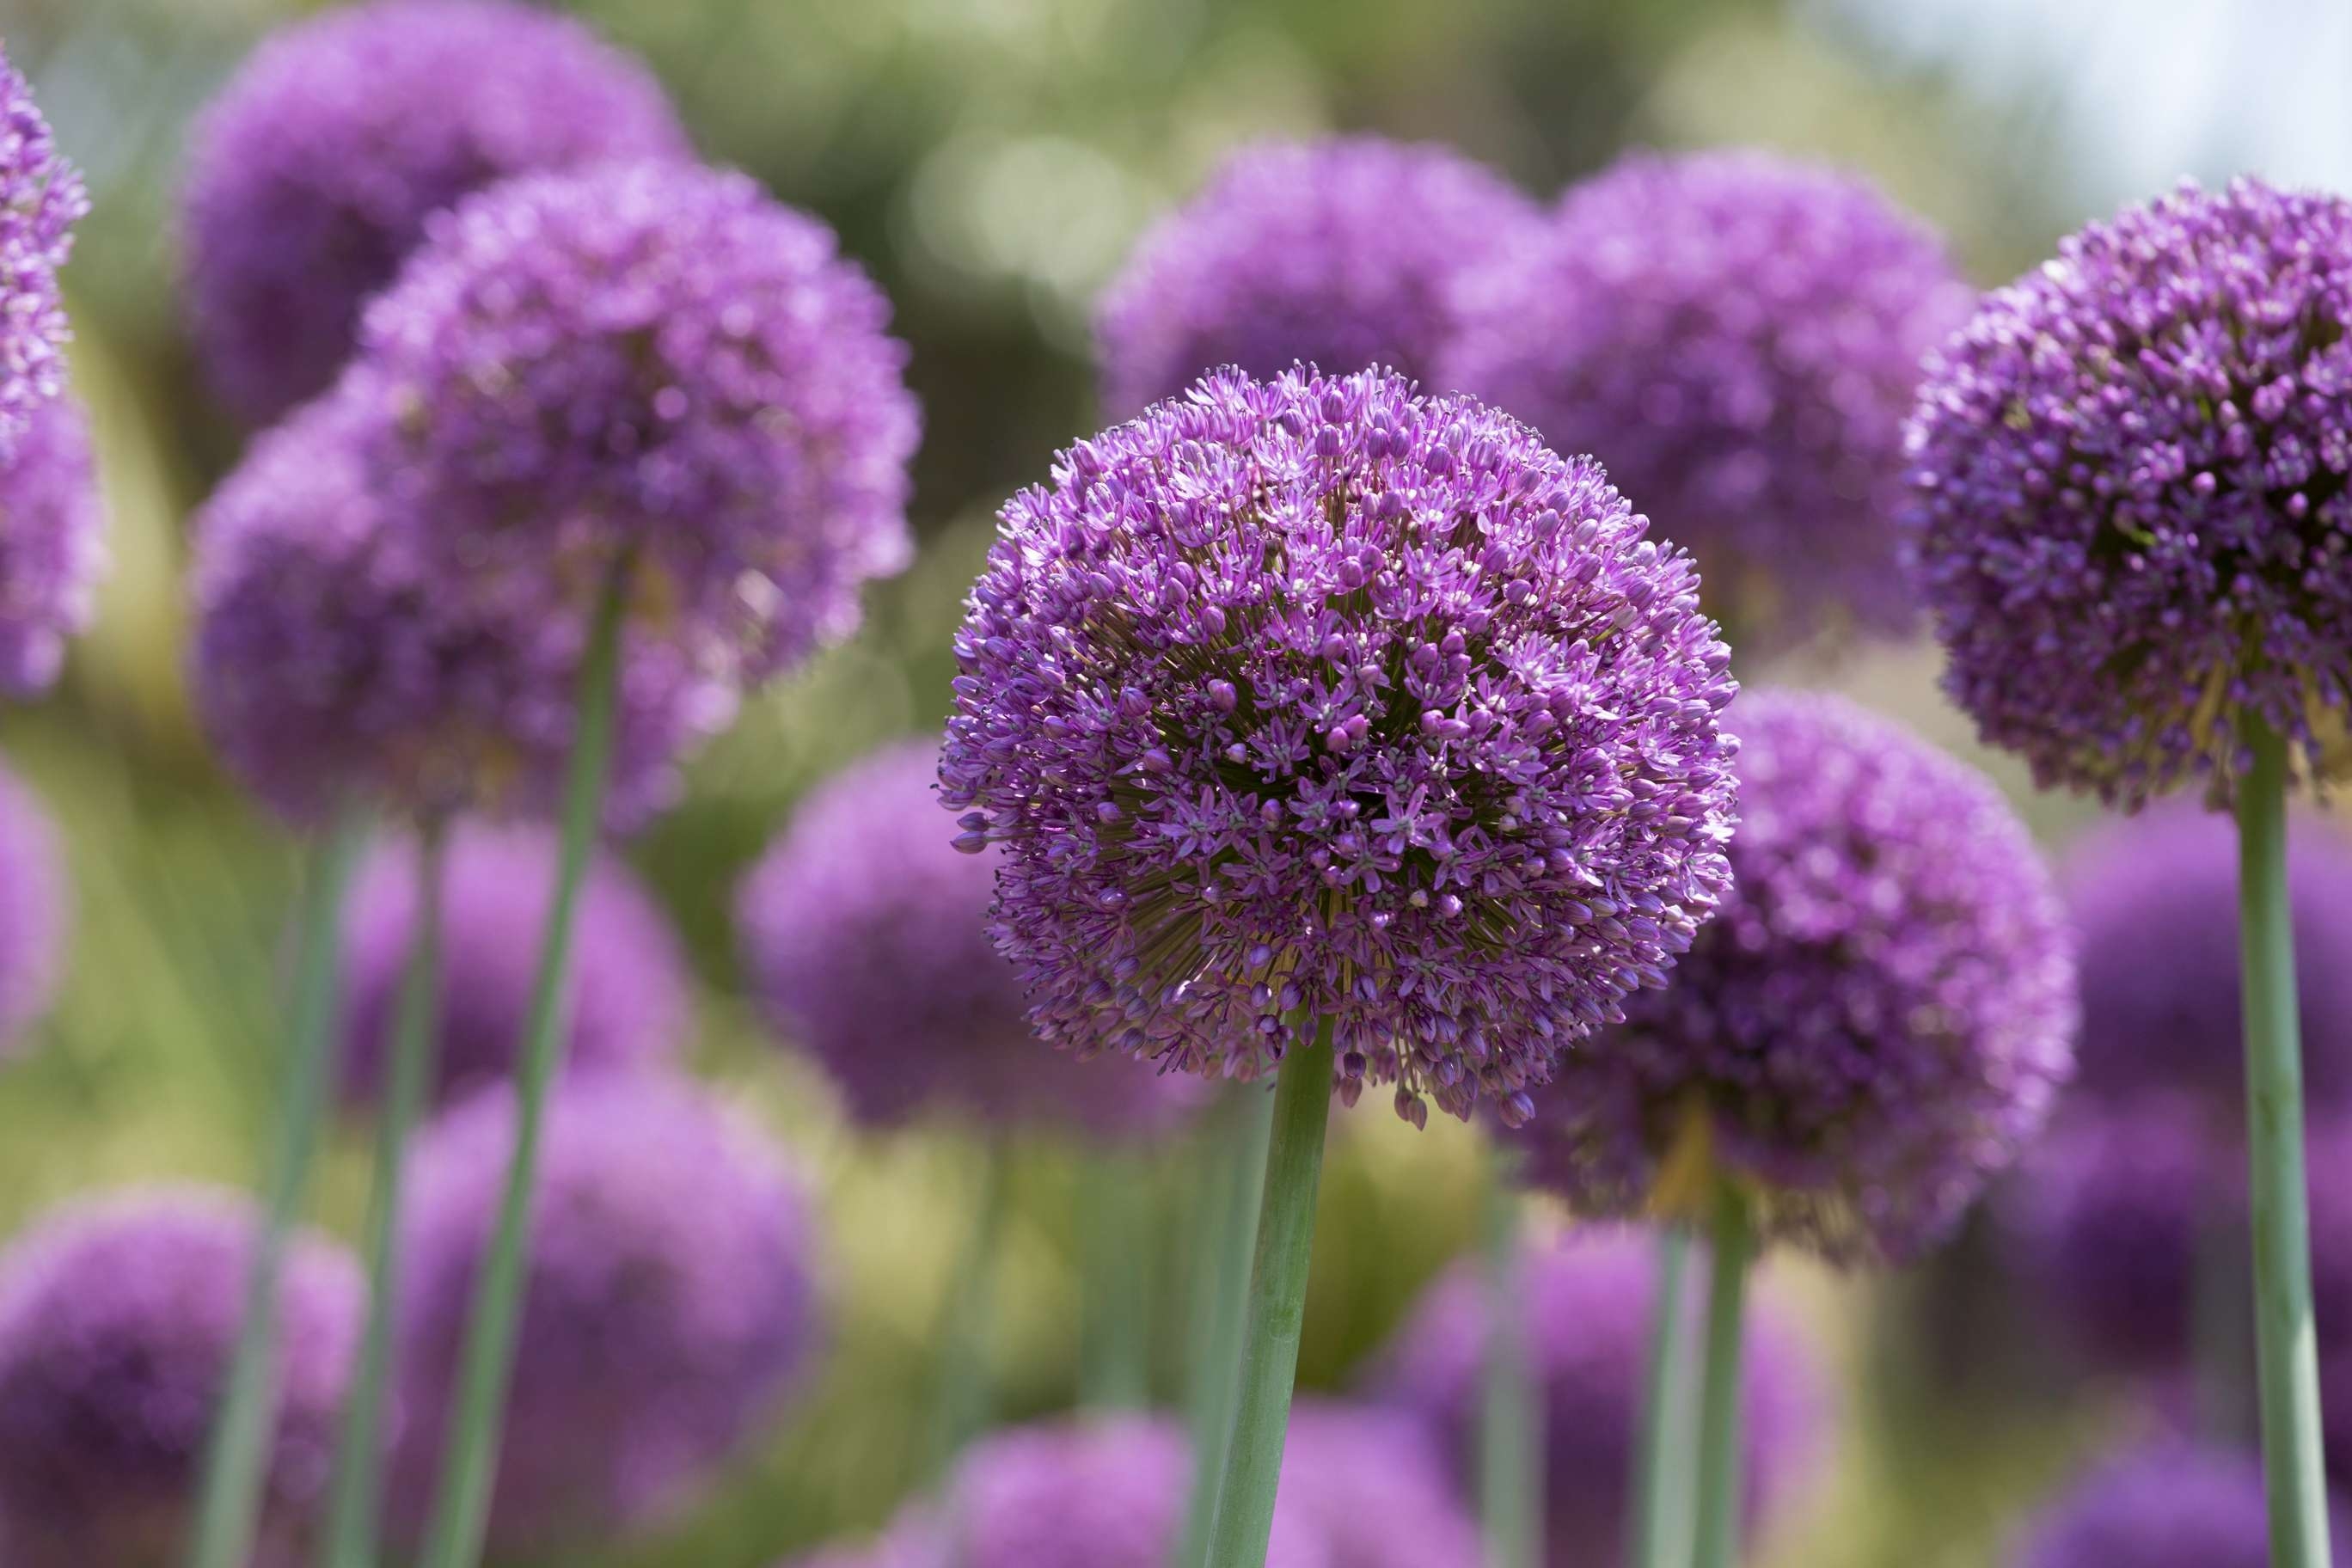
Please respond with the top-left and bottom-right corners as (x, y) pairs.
(339, 824), (689, 1108)
(1510, 691), (2077, 1263)
(1445, 150), (1968, 651)
(1096, 138), (1536, 417)
(0, 760), (65, 1061)
(181, 0), (690, 426)
(355, 160), (919, 687)
(1275, 1400), (1480, 1568)
(0, 392), (103, 698)
(1376, 1229), (1825, 1568)
(941, 366), (1739, 1126)
(391, 1074), (823, 1554)
(741, 739), (1206, 1139)
(0, 46), (84, 460)
(2010, 1443), (2275, 1568)
(1904, 177), (2352, 806)
(0, 1190), (361, 1568)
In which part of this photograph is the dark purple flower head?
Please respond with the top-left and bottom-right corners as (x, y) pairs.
(392, 1074), (823, 1554)
(1445, 150), (1968, 652)
(941, 366), (1739, 1126)
(2010, 1443), (2275, 1568)
(0, 392), (103, 698)
(181, 0), (690, 426)
(740, 739), (1206, 1139)
(0, 761), (65, 1061)
(356, 160), (919, 687)
(1510, 691), (2077, 1262)
(0, 46), (84, 460)
(1904, 177), (2352, 806)
(0, 1190), (361, 1568)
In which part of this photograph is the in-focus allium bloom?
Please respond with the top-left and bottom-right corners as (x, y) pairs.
(1444, 150), (1969, 650)
(180, 0), (690, 426)
(0, 46), (84, 458)
(940, 366), (1739, 1125)
(0, 1191), (361, 1568)
(339, 824), (689, 1107)
(1905, 177), (2352, 805)
(356, 160), (919, 687)
(1376, 1230), (1824, 1568)
(0, 761), (64, 1060)
(0, 393), (103, 698)
(1096, 138), (1537, 417)
(741, 739), (1204, 1137)
(1275, 1400), (1479, 1568)
(2009, 1444), (2276, 1568)
(391, 1074), (822, 1553)
(1510, 691), (2077, 1261)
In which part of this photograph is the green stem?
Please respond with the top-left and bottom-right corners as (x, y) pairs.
(2237, 719), (2333, 1568)
(928, 1141), (1011, 1485)
(1479, 1164), (1541, 1568)
(1178, 1087), (1277, 1568)
(1081, 1148), (1153, 1412)
(1203, 1022), (1335, 1568)
(185, 811), (368, 1568)
(322, 820), (449, 1568)
(414, 567), (629, 1568)
(2190, 1182), (2251, 1446)
(1629, 1228), (1694, 1568)
(1688, 1187), (1753, 1568)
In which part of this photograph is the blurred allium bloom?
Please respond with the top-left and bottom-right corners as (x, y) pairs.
(1510, 692), (2076, 1262)
(340, 824), (689, 1108)
(1275, 1400), (1480, 1568)
(0, 46), (84, 458)
(1445, 150), (1968, 650)
(0, 761), (65, 1060)
(357, 160), (919, 686)
(181, 0), (690, 426)
(2010, 1444), (2275, 1568)
(1377, 1230), (1824, 1568)
(0, 394), (103, 698)
(0, 1191), (361, 1568)
(1905, 177), (2352, 805)
(392, 1075), (822, 1553)
(1095, 138), (1535, 415)
(941, 366), (1738, 1126)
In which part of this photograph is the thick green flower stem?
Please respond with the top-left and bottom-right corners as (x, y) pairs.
(1081, 1149), (1154, 1412)
(185, 809), (368, 1568)
(929, 1140), (1011, 1485)
(415, 568), (630, 1568)
(322, 819), (450, 1568)
(1480, 1156), (1541, 1568)
(1687, 1185), (1753, 1568)
(1177, 1087), (1277, 1568)
(1204, 1022), (1336, 1568)
(2237, 719), (2334, 1568)
(1629, 1228), (1694, 1568)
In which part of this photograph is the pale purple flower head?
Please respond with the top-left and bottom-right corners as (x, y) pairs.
(2010, 1444), (2275, 1568)
(1904, 177), (2352, 806)
(0, 392), (103, 698)
(1276, 1400), (1480, 1568)
(1509, 692), (2077, 1263)
(181, 0), (690, 426)
(0, 760), (65, 1061)
(0, 46), (84, 459)
(1096, 138), (1536, 416)
(355, 161), (919, 687)
(0, 1191), (361, 1568)
(740, 740), (1206, 1139)
(941, 366), (1739, 1126)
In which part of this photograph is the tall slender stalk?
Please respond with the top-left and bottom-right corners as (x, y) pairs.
(1178, 1087), (1277, 1568)
(928, 1140), (1011, 1485)
(1628, 1228), (1694, 1568)
(1687, 1186), (1752, 1568)
(1480, 1155), (1540, 1568)
(1081, 1149), (1153, 1412)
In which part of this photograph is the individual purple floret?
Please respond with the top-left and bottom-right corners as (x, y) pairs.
(390, 1074), (823, 1554)
(0, 46), (85, 459)
(1376, 1229), (1825, 1568)
(740, 739), (1204, 1138)
(356, 160), (919, 688)
(1095, 138), (1536, 416)
(0, 393), (103, 699)
(0, 760), (65, 1061)
(940, 366), (1739, 1126)
(2009, 1443), (2278, 1568)
(0, 1190), (361, 1568)
(1904, 177), (2352, 806)
(1444, 150), (1969, 652)
(1510, 691), (2076, 1262)
(180, 0), (691, 426)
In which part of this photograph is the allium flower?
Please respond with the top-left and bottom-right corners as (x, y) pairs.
(391, 1074), (823, 1553)
(740, 739), (1204, 1138)
(940, 366), (1739, 1125)
(0, 46), (84, 459)
(2009, 1444), (2276, 1568)
(1275, 1400), (1479, 1568)
(0, 1191), (361, 1568)
(0, 393), (103, 698)
(356, 160), (919, 686)
(1509, 691), (2076, 1261)
(339, 824), (689, 1108)
(180, 0), (690, 426)
(1096, 138), (1535, 418)
(0, 760), (65, 1060)
(1376, 1230), (1825, 1568)
(1904, 177), (2352, 805)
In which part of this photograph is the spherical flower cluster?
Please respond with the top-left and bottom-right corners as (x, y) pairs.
(941, 366), (1739, 1125)
(1444, 150), (1969, 651)
(0, 46), (85, 458)
(0, 1191), (362, 1568)
(0, 393), (103, 698)
(180, 0), (691, 426)
(1274, 1400), (1479, 1568)
(1510, 692), (2076, 1262)
(740, 740), (1204, 1138)
(0, 761), (64, 1061)
(339, 824), (689, 1107)
(356, 160), (919, 687)
(391, 1074), (822, 1553)
(2009, 1444), (2277, 1568)
(1904, 177), (2352, 805)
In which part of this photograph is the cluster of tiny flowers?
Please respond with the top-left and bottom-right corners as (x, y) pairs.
(181, 0), (691, 426)
(2009, 1444), (2282, 1568)
(1510, 693), (2076, 1262)
(0, 46), (85, 458)
(0, 394), (102, 698)
(1904, 177), (2352, 805)
(1095, 138), (1536, 417)
(941, 366), (1738, 1126)
(0, 1191), (361, 1568)
(0, 761), (64, 1061)
(1271, 1401), (1481, 1568)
